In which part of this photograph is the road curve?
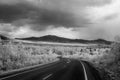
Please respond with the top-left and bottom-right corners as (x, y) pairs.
(0, 59), (102, 80)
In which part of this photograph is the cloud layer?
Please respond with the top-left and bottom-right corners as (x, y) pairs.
(0, 0), (120, 41)
(0, 0), (89, 28)
(85, 0), (120, 41)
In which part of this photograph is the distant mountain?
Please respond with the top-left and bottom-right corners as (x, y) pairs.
(90, 39), (112, 45)
(16, 35), (112, 45)
(0, 34), (9, 40)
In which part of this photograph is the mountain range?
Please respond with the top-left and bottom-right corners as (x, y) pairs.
(16, 35), (112, 45)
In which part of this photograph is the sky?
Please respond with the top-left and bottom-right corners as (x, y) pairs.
(0, 0), (120, 41)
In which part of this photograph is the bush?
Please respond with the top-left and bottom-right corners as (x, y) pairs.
(0, 42), (59, 73)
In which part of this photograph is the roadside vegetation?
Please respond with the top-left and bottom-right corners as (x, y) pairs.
(97, 43), (120, 80)
(0, 40), (120, 80)
(0, 41), (59, 74)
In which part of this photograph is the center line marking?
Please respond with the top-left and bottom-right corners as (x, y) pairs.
(43, 74), (53, 80)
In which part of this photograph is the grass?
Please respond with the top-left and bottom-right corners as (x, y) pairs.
(98, 43), (120, 80)
(85, 43), (120, 80)
(0, 41), (59, 74)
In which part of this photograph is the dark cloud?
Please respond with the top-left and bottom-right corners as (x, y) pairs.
(0, 0), (115, 40)
(0, 0), (111, 26)
(0, 3), (37, 22)
(31, 8), (88, 28)
(0, 1), (89, 31)
(0, 5), (23, 22)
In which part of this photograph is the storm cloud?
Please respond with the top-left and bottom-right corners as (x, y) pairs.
(1, 0), (120, 41)
(0, 0), (111, 28)
(0, 0), (90, 31)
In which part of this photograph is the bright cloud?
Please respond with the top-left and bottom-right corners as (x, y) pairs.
(8, 25), (79, 39)
(85, 0), (120, 41)
(46, 27), (80, 39)
(86, 0), (120, 22)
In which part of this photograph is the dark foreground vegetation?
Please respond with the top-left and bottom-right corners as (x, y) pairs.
(97, 43), (120, 80)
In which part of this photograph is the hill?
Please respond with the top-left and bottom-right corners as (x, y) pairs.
(0, 34), (9, 40)
(16, 35), (112, 45)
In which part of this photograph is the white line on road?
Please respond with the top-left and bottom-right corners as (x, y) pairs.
(80, 61), (88, 80)
(42, 74), (53, 80)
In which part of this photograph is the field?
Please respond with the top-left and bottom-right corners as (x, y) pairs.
(0, 40), (120, 80)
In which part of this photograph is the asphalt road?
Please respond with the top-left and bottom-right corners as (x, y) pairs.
(0, 59), (102, 80)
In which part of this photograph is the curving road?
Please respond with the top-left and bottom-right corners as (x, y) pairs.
(0, 59), (102, 80)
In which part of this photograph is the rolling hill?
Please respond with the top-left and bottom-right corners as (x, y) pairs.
(0, 34), (9, 40)
(16, 35), (112, 45)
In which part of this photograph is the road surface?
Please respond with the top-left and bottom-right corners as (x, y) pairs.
(0, 59), (102, 80)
